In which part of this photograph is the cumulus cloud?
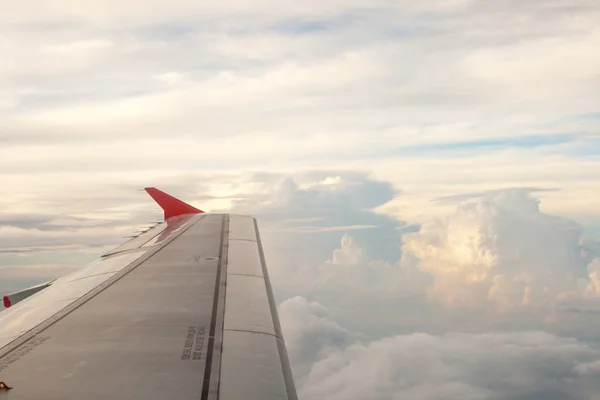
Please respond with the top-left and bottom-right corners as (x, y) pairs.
(583, 258), (600, 297)
(402, 189), (596, 312)
(265, 183), (600, 320)
(248, 172), (403, 290)
(329, 234), (364, 265)
(264, 184), (600, 341)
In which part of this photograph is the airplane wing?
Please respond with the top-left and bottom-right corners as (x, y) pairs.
(0, 188), (297, 400)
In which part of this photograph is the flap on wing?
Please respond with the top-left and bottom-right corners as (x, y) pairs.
(144, 187), (204, 220)
(3, 279), (55, 308)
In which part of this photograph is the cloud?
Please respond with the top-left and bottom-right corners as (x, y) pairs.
(463, 28), (600, 93)
(41, 39), (114, 55)
(279, 296), (349, 379)
(0, 221), (138, 250)
(300, 330), (600, 400)
(401, 189), (596, 312)
(1, 0), (600, 231)
(329, 234), (363, 265)
(583, 258), (600, 297)
(0, 263), (78, 294)
(271, 184), (599, 319)
(430, 187), (560, 205)
(3, 1), (600, 141)
(1, 1), (600, 397)
(277, 297), (600, 400)
(244, 171), (402, 264)
(260, 183), (600, 343)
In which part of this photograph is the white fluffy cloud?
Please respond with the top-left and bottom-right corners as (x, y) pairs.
(330, 234), (364, 265)
(265, 184), (600, 342)
(402, 190), (596, 312)
(585, 258), (600, 297)
(265, 183), (600, 315)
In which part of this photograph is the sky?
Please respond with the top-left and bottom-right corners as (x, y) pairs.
(2, 0), (600, 398)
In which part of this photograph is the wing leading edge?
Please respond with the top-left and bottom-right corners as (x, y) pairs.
(0, 189), (297, 400)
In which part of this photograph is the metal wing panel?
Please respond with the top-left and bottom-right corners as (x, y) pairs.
(219, 216), (298, 400)
(229, 214), (257, 241)
(0, 213), (219, 399)
(0, 251), (146, 342)
(103, 213), (192, 257)
(102, 223), (167, 256)
(227, 239), (264, 277)
(224, 275), (275, 335)
(0, 212), (298, 399)
(219, 330), (289, 400)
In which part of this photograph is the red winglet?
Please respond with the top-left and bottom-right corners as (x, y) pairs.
(145, 187), (204, 220)
(3, 295), (11, 308)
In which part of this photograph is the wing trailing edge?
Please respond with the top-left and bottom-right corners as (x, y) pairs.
(144, 187), (204, 220)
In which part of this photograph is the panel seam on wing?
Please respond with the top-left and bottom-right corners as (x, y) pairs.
(226, 273), (264, 279)
(223, 328), (282, 340)
(63, 271), (121, 283)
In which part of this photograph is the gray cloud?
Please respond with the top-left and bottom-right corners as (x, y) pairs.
(244, 171), (402, 265)
(300, 329), (600, 400)
(0, 263), (78, 294)
(279, 296), (350, 380)
(278, 297), (600, 400)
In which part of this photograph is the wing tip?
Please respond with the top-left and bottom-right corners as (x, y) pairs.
(3, 295), (11, 308)
(144, 187), (204, 220)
